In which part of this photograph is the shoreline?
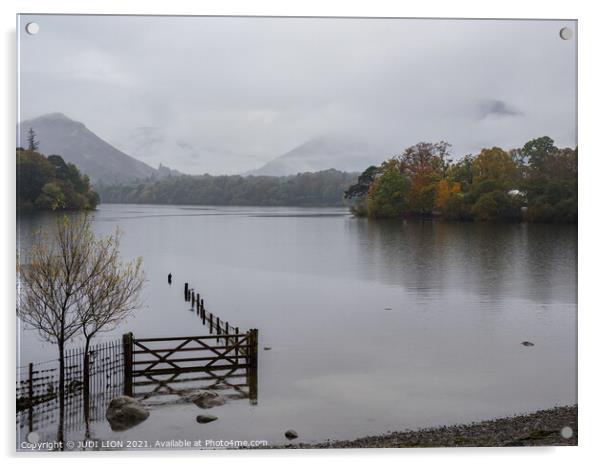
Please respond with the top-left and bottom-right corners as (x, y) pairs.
(280, 405), (577, 448)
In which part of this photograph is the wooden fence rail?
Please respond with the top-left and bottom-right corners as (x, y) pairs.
(123, 329), (258, 397)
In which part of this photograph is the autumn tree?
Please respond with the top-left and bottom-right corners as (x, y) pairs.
(395, 141), (452, 214)
(434, 179), (461, 211)
(472, 147), (519, 190)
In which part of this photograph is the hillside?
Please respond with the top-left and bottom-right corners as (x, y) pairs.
(18, 113), (158, 184)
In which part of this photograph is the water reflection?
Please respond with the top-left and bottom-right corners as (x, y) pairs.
(350, 218), (577, 304)
(17, 367), (258, 450)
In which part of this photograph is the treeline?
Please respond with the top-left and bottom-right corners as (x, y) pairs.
(345, 137), (577, 223)
(96, 169), (358, 207)
(17, 148), (99, 211)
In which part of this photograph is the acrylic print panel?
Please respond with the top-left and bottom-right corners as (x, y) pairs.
(16, 15), (577, 451)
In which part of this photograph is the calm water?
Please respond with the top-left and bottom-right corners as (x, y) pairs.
(16, 204), (577, 448)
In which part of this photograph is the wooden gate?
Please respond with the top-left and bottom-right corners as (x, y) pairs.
(122, 330), (258, 397)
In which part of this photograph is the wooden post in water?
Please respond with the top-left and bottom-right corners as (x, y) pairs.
(184, 283), (189, 301)
(191, 291), (195, 306)
(122, 333), (133, 397)
(216, 317), (221, 342)
(209, 313), (213, 333)
(196, 294), (200, 313)
(248, 329), (259, 404)
(201, 305), (206, 324)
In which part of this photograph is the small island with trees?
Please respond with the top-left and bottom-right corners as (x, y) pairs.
(344, 136), (577, 223)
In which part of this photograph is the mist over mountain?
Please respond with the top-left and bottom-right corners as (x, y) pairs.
(18, 113), (160, 184)
(118, 126), (262, 176)
(245, 135), (391, 176)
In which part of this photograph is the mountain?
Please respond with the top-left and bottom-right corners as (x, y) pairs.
(245, 135), (390, 176)
(18, 113), (158, 184)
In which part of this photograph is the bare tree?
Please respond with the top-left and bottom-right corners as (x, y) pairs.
(17, 215), (145, 411)
(77, 228), (144, 364)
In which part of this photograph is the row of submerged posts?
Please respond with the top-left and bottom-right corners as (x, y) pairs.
(184, 281), (245, 340)
(120, 279), (258, 402)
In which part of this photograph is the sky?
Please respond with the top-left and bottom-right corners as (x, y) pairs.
(18, 15), (577, 175)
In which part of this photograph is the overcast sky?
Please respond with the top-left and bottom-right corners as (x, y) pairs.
(18, 15), (577, 174)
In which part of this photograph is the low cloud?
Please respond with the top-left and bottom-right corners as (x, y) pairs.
(478, 99), (524, 119)
(18, 15), (577, 173)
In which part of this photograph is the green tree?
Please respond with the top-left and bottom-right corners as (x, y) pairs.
(35, 182), (66, 210)
(447, 155), (474, 191)
(17, 149), (99, 211)
(471, 190), (522, 221)
(26, 127), (39, 151)
(522, 136), (557, 170)
(522, 141), (577, 223)
(344, 166), (379, 199)
(17, 149), (54, 206)
(367, 161), (411, 218)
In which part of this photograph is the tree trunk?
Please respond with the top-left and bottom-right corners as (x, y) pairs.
(57, 341), (65, 447)
(83, 337), (91, 431)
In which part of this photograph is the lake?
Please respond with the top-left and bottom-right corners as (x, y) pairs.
(16, 204), (577, 448)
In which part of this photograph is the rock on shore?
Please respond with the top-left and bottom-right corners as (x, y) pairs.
(190, 390), (226, 409)
(106, 396), (150, 431)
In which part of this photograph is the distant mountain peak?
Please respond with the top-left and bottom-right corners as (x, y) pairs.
(39, 112), (71, 120)
(28, 112), (79, 123)
(18, 113), (157, 184)
(245, 134), (389, 176)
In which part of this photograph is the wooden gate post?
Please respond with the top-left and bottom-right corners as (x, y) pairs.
(249, 329), (259, 371)
(122, 332), (133, 397)
(248, 329), (258, 404)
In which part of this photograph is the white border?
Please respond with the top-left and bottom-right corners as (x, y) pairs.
(2, 1), (600, 465)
